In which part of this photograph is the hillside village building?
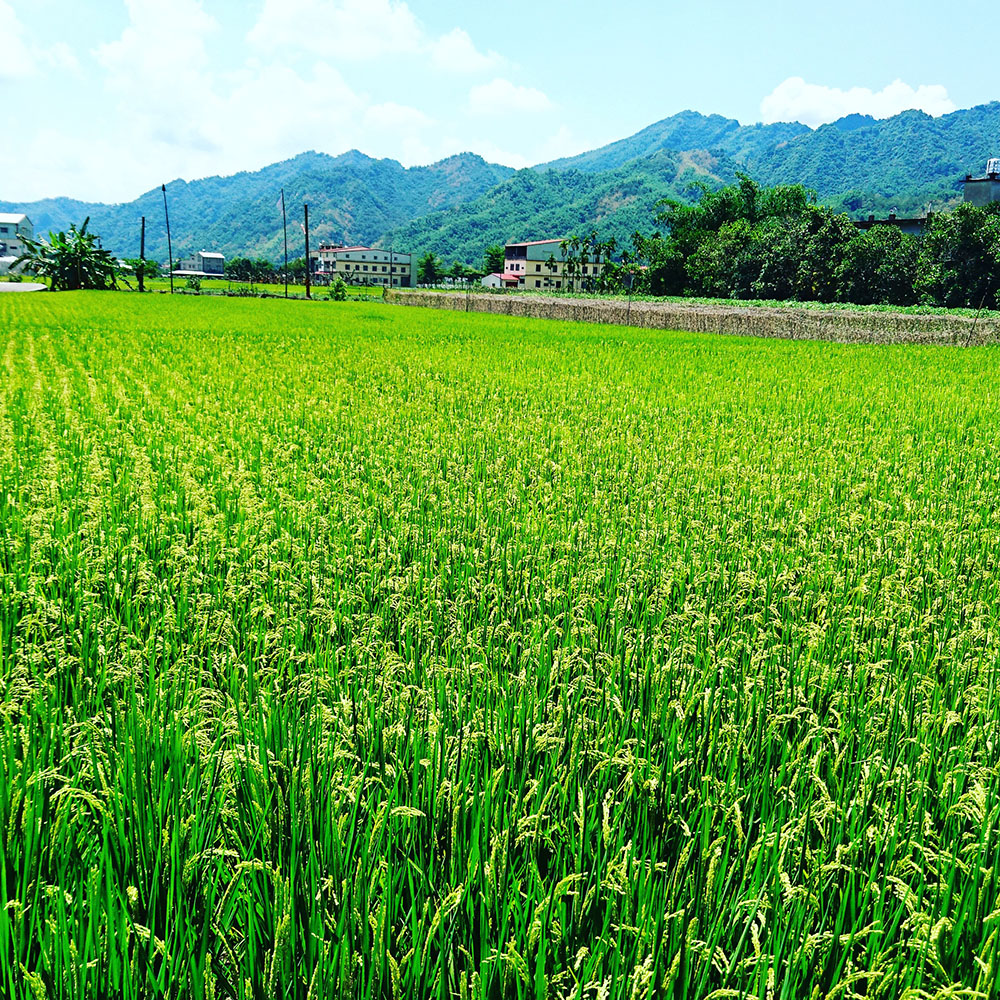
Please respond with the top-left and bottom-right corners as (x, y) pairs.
(309, 245), (414, 286)
(855, 159), (1000, 235)
(173, 251), (225, 277)
(0, 213), (33, 273)
(962, 159), (1000, 207)
(502, 238), (609, 291)
(853, 212), (929, 236)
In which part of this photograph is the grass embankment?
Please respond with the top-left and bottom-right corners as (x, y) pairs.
(390, 289), (1000, 345)
(2, 293), (1000, 997)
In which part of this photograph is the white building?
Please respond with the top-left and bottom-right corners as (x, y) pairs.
(173, 250), (225, 277)
(0, 214), (33, 274)
(309, 245), (414, 287)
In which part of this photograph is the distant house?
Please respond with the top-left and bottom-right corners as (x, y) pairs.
(173, 250), (225, 277)
(308, 244), (414, 287)
(853, 212), (930, 237)
(504, 238), (609, 291)
(962, 159), (1000, 207)
(481, 272), (507, 288)
(0, 213), (33, 273)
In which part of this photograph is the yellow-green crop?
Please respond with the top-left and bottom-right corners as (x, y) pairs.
(1, 293), (999, 999)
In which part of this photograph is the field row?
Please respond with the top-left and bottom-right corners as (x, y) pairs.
(1, 293), (999, 998)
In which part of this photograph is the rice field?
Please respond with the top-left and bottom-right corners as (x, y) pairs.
(2, 292), (1000, 999)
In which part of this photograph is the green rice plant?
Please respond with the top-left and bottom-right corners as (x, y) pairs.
(1, 292), (1000, 998)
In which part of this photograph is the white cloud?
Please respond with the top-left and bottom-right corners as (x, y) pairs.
(364, 102), (434, 132)
(1, 0), (555, 202)
(0, 2), (33, 79)
(249, 2), (502, 76)
(535, 125), (579, 163)
(39, 41), (81, 75)
(75, 0), (447, 200)
(760, 77), (956, 128)
(96, 0), (218, 88)
(430, 28), (503, 74)
(0, 0), (80, 79)
(469, 78), (553, 116)
(248, 0), (422, 60)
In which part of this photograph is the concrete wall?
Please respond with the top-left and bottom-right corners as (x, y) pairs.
(963, 178), (1000, 207)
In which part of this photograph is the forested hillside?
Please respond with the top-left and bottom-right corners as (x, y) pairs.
(0, 151), (514, 262)
(538, 111), (809, 173)
(4, 102), (999, 264)
(751, 103), (1000, 216)
(381, 151), (736, 267)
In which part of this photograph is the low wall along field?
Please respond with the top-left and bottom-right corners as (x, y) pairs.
(3, 293), (1000, 997)
(387, 288), (1000, 345)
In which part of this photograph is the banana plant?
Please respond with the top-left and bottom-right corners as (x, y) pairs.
(14, 217), (120, 291)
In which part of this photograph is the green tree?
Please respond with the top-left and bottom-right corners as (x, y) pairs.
(417, 251), (443, 285)
(915, 204), (1000, 309)
(283, 258), (307, 283)
(544, 254), (558, 288)
(483, 243), (505, 274)
(15, 219), (119, 291)
(122, 258), (161, 281)
(225, 257), (254, 282)
(836, 226), (918, 305)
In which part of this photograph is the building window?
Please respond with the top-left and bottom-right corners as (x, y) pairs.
(382, 266), (387, 272)
(535, 279), (541, 287)
(536, 264), (541, 272)
(556, 281), (561, 289)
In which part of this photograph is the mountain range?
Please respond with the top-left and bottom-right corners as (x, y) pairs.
(4, 102), (999, 266)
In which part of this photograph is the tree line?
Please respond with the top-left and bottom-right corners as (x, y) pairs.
(583, 176), (1000, 309)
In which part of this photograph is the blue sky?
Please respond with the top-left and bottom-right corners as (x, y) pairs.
(2, 0), (997, 203)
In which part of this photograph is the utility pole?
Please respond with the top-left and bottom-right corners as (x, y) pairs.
(161, 184), (174, 294)
(138, 216), (146, 293)
(280, 188), (288, 299)
(304, 203), (311, 300)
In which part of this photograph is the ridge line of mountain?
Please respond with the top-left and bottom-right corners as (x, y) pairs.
(3, 102), (998, 265)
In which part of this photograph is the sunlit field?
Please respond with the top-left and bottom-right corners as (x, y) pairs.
(2, 293), (1000, 999)
(141, 278), (377, 297)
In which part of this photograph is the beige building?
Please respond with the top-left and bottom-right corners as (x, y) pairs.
(503, 238), (609, 291)
(310, 245), (414, 287)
